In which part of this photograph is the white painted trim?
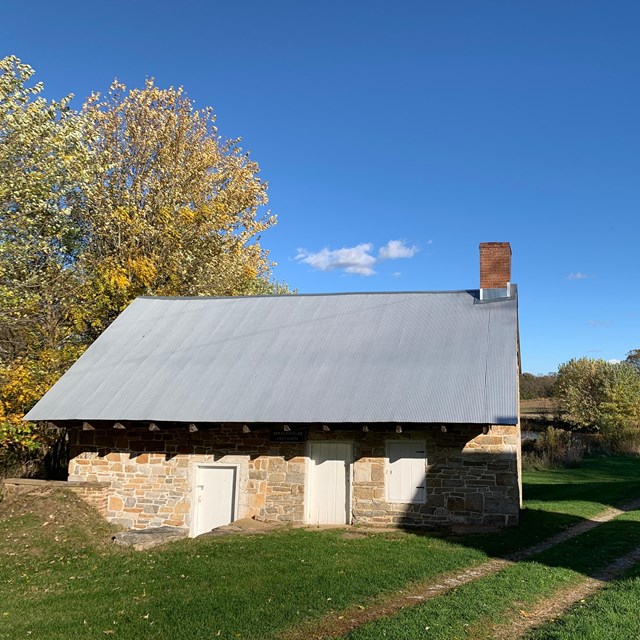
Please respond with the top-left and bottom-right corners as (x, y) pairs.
(347, 445), (354, 525)
(305, 441), (315, 524)
(189, 462), (241, 538)
(385, 440), (427, 504)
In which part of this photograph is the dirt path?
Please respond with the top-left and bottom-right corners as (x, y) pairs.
(278, 497), (640, 640)
(488, 545), (640, 640)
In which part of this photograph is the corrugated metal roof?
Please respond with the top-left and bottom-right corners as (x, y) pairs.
(24, 290), (519, 425)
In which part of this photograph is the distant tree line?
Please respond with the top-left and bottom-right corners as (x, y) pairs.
(519, 372), (556, 400)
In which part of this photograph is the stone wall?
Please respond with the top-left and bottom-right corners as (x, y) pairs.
(253, 455), (306, 523)
(1, 478), (110, 517)
(352, 425), (521, 527)
(69, 426), (307, 530)
(68, 422), (521, 532)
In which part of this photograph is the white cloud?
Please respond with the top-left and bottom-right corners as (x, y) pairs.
(608, 359), (621, 364)
(295, 243), (377, 276)
(587, 320), (613, 328)
(378, 240), (419, 260)
(295, 239), (419, 277)
(567, 272), (590, 280)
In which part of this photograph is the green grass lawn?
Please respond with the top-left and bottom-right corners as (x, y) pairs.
(458, 455), (640, 559)
(523, 562), (640, 640)
(1, 456), (640, 640)
(343, 509), (640, 640)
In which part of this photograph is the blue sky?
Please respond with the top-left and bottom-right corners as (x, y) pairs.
(2, 1), (638, 374)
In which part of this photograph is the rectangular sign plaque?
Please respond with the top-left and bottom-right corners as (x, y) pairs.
(270, 428), (307, 443)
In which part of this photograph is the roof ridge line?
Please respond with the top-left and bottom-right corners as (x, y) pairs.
(136, 289), (482, 301)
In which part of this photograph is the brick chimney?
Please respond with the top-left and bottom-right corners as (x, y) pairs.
(480, 242), (511, 290)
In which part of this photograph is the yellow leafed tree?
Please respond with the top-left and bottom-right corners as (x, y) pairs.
(1, 59), (285, 472)
(80, 79), (278, 333)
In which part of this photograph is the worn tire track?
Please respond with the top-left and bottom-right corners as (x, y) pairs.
(278, 497), (640, 640)
(488, 545), (640, 640)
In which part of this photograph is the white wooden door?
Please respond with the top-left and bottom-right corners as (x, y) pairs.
(307, 442), (352, 525)
(386, 441), (426, 503)
(193, 466), (237, 536)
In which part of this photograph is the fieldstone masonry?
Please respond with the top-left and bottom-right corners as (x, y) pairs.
(350, 425), (521, 527)
(68, 422), (521, 532)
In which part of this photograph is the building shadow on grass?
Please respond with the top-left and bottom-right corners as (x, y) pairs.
(397, 459), (640, 578)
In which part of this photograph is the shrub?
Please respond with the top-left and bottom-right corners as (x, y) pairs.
(523, 427), (585, 470)
(0, 417), (67, 479)
(556, 358), (640, 453)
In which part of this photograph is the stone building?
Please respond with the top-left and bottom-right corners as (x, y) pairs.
(25, 242), (521, 535)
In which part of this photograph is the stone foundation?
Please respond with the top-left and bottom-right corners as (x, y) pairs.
(69, 422), (521, 531)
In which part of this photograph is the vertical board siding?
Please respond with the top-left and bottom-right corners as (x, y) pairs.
(308, 442), (352, 524)
(387, 441), (426, 503)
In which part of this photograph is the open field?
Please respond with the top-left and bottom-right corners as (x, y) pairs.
(520, 397), (556, 416)
(1, 457), (640, 640)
